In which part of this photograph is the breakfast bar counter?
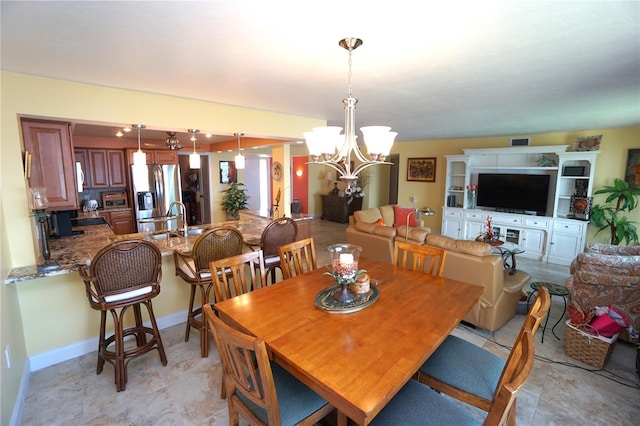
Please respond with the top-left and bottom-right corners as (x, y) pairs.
(4, 213), (273, 284)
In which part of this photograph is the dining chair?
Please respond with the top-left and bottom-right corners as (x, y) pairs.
(78, 240), (167, 391)
(247, 217), (298, 284)
(202, 304), (335, 425)
(210, 250), (266, 399)
(210, 250), (266, 304)
(278, 237), (318, 279)
(416, 286), (550, 419)
(371, 330), (536, 426)
(393, 240), (447, 277)
(174, 226), (244, 357)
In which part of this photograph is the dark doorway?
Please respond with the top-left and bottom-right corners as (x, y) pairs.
(388, 154), (399, 205)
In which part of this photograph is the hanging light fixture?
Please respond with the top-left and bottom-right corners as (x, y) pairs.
(234, 132), (245, 169)
(188, 128), (201, 169)
(165, 131), (182, 150)
(132, 124), (146, 166)
(304, 37), (397, 194)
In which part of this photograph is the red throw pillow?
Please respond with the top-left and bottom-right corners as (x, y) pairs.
(374, 218), (385, 226)
(393, 205), (417, 227)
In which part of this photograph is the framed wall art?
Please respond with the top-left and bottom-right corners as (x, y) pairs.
(625, 148), (640, 188)
(407, 157), (436, 182)
(219, 160), (237, 184)
(573, 135), (602, 152)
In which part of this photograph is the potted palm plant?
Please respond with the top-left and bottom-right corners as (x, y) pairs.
(590, 178), (640, 245)
(221, 182), (249, 220)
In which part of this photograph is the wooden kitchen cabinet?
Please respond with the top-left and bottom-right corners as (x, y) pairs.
(126, 149), (178, 165)
(82, 149), (127, 188)
(21, 119), (78, 210)
(102, 209), (135, 235)
(74, 148), (92, 188)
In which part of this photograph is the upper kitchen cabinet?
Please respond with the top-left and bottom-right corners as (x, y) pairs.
(21, 119), (78, 210)
(126, 149), (178, 165)
(77, 148), (127, 188)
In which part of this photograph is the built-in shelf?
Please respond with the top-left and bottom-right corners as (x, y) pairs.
(443, 145), (599, 266)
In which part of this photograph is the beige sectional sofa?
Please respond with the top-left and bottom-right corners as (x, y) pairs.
(347, 205), (531, 331)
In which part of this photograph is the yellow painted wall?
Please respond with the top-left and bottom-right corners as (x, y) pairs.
(0, 71), (323, 423)
(1, 70), (638, 423)
(388, 128), (640, 237)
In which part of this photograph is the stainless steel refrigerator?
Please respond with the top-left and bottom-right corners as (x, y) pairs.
(131, 164), (182, 233)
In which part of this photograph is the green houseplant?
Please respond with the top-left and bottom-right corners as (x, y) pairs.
(590, 178), (640, 245)
(221, 182), (249, 220)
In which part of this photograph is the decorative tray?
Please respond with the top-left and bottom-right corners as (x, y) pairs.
(314, 284), (379, 314)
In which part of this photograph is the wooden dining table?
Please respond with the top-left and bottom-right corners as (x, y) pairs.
(214, 257), (484, 425)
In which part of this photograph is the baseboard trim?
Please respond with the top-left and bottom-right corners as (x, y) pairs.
(10, 358), (30, 426)
(29, 309), (187, 372)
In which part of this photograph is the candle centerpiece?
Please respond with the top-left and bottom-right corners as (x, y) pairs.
(325, 243), (365, 304)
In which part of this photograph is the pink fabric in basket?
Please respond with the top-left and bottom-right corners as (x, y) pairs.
(590, 306), (630, 337)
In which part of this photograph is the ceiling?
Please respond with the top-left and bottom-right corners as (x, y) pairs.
(2, 1), (639, 147)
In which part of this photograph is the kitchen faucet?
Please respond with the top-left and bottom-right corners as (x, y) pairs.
(166, 201), (188, 236)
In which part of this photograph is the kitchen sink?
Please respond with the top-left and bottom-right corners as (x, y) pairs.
(147, 231), (181, 240)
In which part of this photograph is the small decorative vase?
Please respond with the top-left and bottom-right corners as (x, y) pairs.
(327, 243), (363, 304)
(467, 189), (477, 209)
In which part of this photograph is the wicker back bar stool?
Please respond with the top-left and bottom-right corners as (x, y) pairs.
(174, 226), (244, 357)
(78, 239), (167, 392)
(247, 217), (297, 284)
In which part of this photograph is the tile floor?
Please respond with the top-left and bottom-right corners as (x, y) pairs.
(21, 218), (640, 425)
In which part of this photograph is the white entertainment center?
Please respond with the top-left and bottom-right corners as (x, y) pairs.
(442, 145), (599, 266)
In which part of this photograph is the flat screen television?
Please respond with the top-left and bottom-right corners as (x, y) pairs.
(476, 173), (550, 215)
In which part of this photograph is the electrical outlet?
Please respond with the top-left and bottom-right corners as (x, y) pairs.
(411, 196), (416, 204)
(4, 344), (11, 369)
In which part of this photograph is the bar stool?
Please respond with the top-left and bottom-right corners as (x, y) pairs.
(173, 227), (244, 357)
(78, 240), (167, 392)
(246, 217), (297, 284)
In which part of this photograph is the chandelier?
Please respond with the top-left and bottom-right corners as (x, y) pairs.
(165, 131), (182, 150)
(304, 37), (397, 194)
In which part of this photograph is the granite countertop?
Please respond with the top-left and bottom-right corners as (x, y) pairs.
(5, 216), (272, 284)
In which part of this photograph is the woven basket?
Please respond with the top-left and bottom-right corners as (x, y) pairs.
(564, 320), (618, 369)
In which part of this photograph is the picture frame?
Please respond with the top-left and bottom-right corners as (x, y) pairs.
(219, 160), (237, 184)
(407, 157), (436, 182)
(625, 148), (640, 188)
(272, 161), (283, 181)
(573, 135), (602, 152)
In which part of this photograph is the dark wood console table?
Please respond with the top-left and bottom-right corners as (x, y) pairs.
(320, 195), (363, 223)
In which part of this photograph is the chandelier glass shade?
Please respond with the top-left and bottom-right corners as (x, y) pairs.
(132, 124), (146, 167)
(234, 132), (245, 169)
(304, 37), (396, 194)
(188, 128), (200, 169)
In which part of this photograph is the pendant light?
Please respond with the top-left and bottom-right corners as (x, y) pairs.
(234, 132), (245, 169)
(304, 37), (396, 194)
(132, 124), (146, 166)
(188, 129), (200, 169)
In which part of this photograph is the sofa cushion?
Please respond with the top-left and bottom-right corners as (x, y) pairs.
(373, 226), (397, 238)
(379, 205), (396, 227)
(396, 226), (429, 244)
(393, 205), (417, 227)
(426, 234), (492, 256)
(354, 221), (397, 238)
(354, 208), (383, 224)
